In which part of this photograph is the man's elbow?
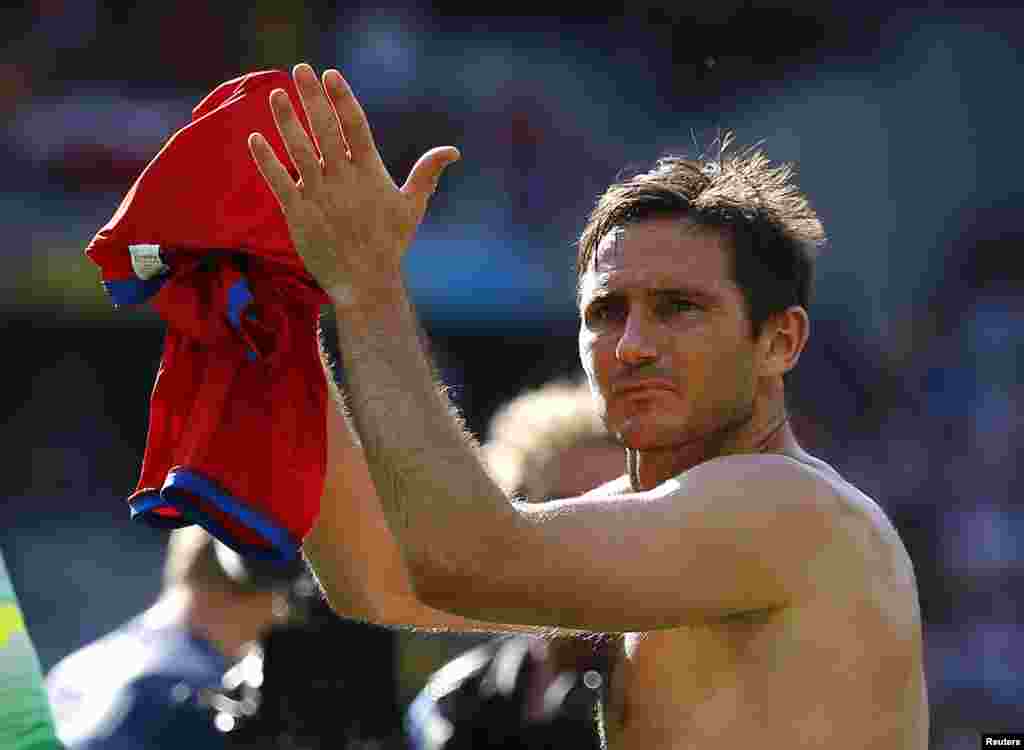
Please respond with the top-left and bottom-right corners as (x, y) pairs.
(401, 556), (452, 609)
(408, 577), (487, 624)
(313, 578), (421, 627)
(403, 556), (507, 623)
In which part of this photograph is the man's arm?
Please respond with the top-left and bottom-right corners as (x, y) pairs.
(302, 354), (509, 632)
(301, 360), (420, 626)
(253, 64), (852, 633)
(304, 350), (580, 636)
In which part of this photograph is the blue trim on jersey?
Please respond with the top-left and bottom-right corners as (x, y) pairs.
(226, 277), (260, 360)
(128, 491), (192, 528)
(102, 276), (168, 306)
(158, 468), (299, 562)
(226, 277), (254, 330)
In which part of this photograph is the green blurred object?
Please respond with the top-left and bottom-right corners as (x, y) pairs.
(0, 551), (61, 750)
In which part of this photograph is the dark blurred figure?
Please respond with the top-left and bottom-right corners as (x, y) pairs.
(228, 585), (403, 750)
(407, 635), (607, 750)
(405, 378), (622, 750)
(45, 527), (303, 749)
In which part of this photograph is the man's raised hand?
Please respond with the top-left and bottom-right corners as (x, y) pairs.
(248, 63), (460, 305)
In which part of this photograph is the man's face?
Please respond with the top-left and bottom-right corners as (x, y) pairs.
(577, 217), (762, 451)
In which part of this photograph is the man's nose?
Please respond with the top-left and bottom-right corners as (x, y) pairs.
(615, 311), (658, 365)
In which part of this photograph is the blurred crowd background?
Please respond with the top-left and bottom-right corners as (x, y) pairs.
(1, 3), (1021, 748)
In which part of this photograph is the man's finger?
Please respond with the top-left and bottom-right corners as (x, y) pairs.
(292, 63), (350, 174)
(322, 69), (380, 165)
(401, 146), (462, 206)
(249, 132), (300, 213)
(269, 88), (323, 192)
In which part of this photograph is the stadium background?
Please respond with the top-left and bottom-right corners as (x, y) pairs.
(1, 4), (1021, 748)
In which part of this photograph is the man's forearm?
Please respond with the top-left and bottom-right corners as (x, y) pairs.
(302, 357), (414, 623)
(308, 338), (556, 635)
(330, 279), (525, 606)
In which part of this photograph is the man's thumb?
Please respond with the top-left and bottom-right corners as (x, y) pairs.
(402, 146), (461, 202)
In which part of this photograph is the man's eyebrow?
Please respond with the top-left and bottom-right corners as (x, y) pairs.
(650, 286), (718, 302)
(586, 284), (717, 301)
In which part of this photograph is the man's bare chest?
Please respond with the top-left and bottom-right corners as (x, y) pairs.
(603, 613), (779, 733)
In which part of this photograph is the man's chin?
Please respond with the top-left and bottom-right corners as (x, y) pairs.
(613, 419), (683, 452)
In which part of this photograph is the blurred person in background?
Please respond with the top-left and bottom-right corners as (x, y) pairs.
(1, 548), (61, 749)
(227, 563), (404, 750)
(45, 527), (302, 749)
(259, 64), (927, 749)
(405, 377), (621, 749)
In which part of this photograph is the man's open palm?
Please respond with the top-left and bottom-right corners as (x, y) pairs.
(248, 63), (460, 302)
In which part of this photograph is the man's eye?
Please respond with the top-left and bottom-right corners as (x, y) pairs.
(659, 298), (699, 316)
(586, 302), (621, 326)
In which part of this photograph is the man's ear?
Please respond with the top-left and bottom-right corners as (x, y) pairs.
(757, 306), (809, 378)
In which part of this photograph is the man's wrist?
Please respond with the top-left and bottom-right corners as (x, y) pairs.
(328, 274), (406, 319)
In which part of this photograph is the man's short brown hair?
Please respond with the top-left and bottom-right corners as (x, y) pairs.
(576, 133), (826, 335)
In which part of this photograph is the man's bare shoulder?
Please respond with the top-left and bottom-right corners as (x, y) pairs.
(673, 451), (918, 593)
(770, 452), (914, 574)
(579, 452), (906, 558)
(680, 451), (889, 522)
(577, 451), (898, 550)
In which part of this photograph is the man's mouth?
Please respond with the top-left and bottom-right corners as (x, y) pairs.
(613, 379), (677, 396)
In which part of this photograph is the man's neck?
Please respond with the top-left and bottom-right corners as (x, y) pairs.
(627, 395), (804, 492)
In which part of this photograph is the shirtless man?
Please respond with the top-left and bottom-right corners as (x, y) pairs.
(249, 63), (929, 748)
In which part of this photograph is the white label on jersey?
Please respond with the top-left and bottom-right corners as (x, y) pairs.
(128, 244), (167, 280)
